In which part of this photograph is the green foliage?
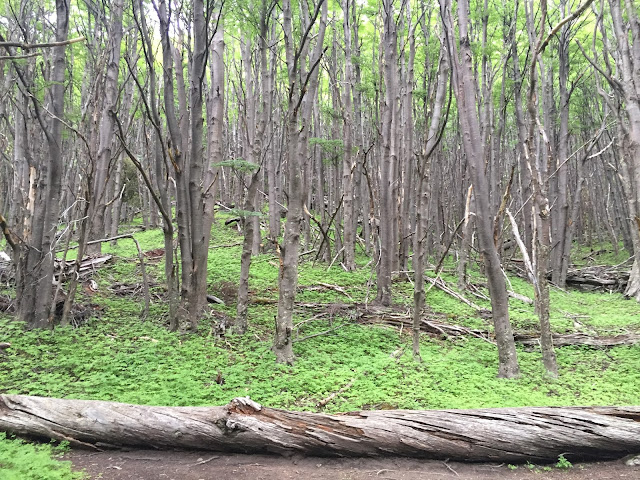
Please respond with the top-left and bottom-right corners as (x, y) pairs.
(555, 454), (573, 469)
(214, 158), (260, 173)
(0, 433), (86, 480)
(310, 137), (344, 164)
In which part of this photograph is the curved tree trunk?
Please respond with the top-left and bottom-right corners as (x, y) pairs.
(441, 0), (520, 378)
(2, 395), (639, 463)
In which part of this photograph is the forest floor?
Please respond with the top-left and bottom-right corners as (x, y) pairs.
(2, 219), (640, 479)
(66, 449), (638, 480)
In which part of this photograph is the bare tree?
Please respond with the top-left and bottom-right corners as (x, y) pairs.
(606, 0), (640, 301)
(1, 0), (70, 328)
(86, 0), (124, 254)
(235, 0), (276, 334)
(157, 0), (223, 328)
(441, 0), (520, 378)
(274, 0), (327, 363)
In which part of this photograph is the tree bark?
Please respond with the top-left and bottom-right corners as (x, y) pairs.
(608, 0), (640, 301)
(413, 44), (449, 361)
(377, 0), (401, 306)
(87, 0), (124, 255)
(274, 0), (327, 363)
(341, 0), (356, 272)
(5, 0), (69, 328)
(1, 395), (639, 463)
(442, 0), (520, 378)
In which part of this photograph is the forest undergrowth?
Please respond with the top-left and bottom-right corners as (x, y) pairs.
(1, 220), (639, 478)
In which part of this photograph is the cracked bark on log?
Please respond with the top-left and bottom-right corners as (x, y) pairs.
(1, 395), (639, 462)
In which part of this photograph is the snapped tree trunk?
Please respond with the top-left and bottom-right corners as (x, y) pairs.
(1, 395), (639, 463)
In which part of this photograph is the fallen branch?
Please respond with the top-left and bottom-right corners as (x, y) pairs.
(206, 295), (226, 306)
(507, 290), (534, 305)
(1, 395), (639, 462)
(290, 302), (640, 348)
(425, 276), (484, 311)
(317, 379), (355, 408)
(315, 282), (353, 300)
(514, 332), (640, 347)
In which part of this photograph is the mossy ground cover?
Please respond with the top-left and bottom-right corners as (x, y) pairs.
(0, 434), (85, 480)
(1, 221), (639, 477)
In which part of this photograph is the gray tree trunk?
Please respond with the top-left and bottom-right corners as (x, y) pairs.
(608, 0), (640, 301)
(442, 0), (520, 378)
(236, 14), (272, 333)
(87, 0), (124, 255)
(5, 0), (69, 328)
(377, 0), (401, 306)
(341, 0), (356, 271)
(274, 0), (327, 363)
(413, 46), (449, 360)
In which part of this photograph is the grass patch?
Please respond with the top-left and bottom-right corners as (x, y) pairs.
(0, 433), (85, 480)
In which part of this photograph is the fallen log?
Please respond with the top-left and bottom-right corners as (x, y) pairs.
(563, 265), (629, 292)
(1, 395), (639, 462)
(514, 332), (640, 347)
(340, 305), (640, 347)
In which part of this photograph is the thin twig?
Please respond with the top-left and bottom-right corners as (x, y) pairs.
(191, 456), (219, 466)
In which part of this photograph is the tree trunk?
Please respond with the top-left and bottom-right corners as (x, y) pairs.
(442, 0), (520, 378)
(8, 0), (69, 328)
(1, 395), (639, 463)
(551, 6), (571, 287)
(87, 0), (124, 255)
(341, 0), (356, 271)
(413, 45), (449, 361)
(377, 0), (401, 306)
(274, 0), (327, 363)
(523, 0), (558, 377)
(608, 0), (640, 301)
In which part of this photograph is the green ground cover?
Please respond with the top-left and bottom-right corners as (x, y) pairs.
(0, 434), (85, 480)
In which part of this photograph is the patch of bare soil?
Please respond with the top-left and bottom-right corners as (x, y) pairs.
(67, 450), (638, 480)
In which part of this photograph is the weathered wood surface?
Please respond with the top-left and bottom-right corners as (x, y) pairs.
(1, 395), (639, 462)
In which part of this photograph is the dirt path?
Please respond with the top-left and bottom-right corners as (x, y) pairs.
(67, 450), (638, 480)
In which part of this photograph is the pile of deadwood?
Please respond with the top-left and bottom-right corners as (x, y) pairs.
(564, 265), (630, 292)
(508, 259), (630, 292)
(54, 254), (113, 281)
(0, 253), (114, 284)
(285, 300), (640, 348)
